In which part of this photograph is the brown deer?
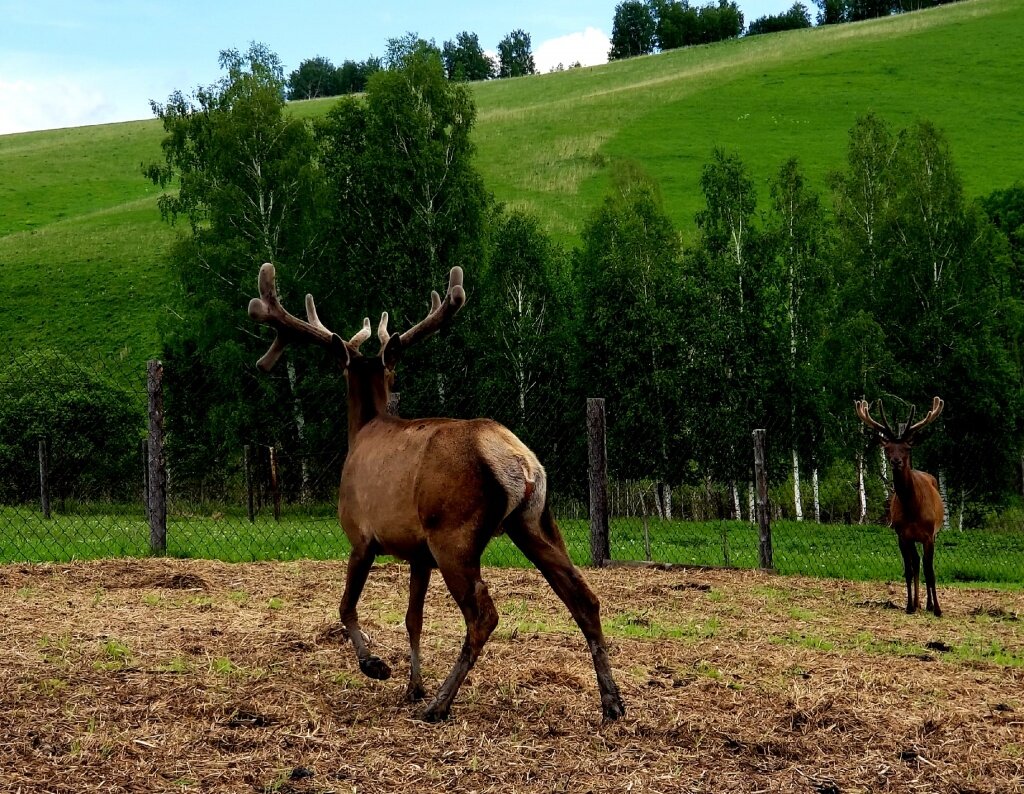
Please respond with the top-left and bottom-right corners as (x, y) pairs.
(248, 263), (625, 723)
(854, 396), (945, 616)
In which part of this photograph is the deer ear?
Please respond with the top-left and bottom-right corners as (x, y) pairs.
(382, 332), (404, 370)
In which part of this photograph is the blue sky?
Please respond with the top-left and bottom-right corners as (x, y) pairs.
(0, 0), (793, 135)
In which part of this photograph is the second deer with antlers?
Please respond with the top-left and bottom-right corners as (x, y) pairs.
(248, 263), (625, 723)
(855, 396), (945, 616)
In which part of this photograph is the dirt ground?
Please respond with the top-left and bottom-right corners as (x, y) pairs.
(1, 558), (1022, 793)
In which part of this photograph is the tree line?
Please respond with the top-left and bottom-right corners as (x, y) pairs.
(141, 42), (1024, 526)
(287, 29), (536, 100)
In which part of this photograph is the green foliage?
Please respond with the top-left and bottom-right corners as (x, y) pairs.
(0, 350), (140, 503)
(496, 29), (536, 78)
(575, 170), (688, 482)
(287, 56), (342, 100)
(609, 1), (657, 60)
(442, 31), (496, 81)
(747, 3), (813, 35)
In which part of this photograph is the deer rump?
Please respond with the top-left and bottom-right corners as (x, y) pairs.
(339, 418), (546, 561)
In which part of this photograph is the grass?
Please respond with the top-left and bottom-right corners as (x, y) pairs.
(1, 1), (1022, 372)
(3, 504), (1023, 586)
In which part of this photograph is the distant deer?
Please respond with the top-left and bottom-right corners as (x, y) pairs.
(854, 396), (945, 616)
(248, 264), (625, 723)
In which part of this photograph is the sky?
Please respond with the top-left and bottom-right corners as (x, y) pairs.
(0, 0), (794, 136)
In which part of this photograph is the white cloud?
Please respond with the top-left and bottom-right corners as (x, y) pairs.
(0, 76), (122, 135)
(533, 27), (609, 74)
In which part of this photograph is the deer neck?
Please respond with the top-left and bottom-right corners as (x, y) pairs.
(347, 373), (391, 439)
(891, 459), (918, 508)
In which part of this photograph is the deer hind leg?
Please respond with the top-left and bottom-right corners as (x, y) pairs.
(923, 539), (941, 617)
(416, 546), (498, 723)
(339, 542), (391, 681)
(404, 561), (432, 702)
(897, 536), (918, 614)
(506, 506), (625, 722)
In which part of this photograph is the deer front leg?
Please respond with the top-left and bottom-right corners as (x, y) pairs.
(901, 536), (925, 618)
(405, 562), (432, 702)
(417, 558), (498, 723)
(339, 544), (391, 681)
(923, 539), (941, 617)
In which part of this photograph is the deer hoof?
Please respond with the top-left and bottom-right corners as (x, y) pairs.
(602, 693), (626, 722)
(359, 656), (392, 680)
(415, 702), (450, 723)
(404, 682), (427, 703)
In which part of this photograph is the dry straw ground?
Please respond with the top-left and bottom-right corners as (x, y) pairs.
(1, 558), (1022, 793)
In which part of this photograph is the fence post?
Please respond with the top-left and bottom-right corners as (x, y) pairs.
(147, 360), (167, 555)
(38, 438), (51, 520)
(753, 428), (772, 571)
(587, 397), (610, 567)
(244, 444), (255, 523)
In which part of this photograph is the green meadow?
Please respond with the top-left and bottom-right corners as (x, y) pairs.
(1, 0), (1022, 373)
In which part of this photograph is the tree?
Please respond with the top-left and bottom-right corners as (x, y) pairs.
(746, 3), (813, 35)
(813, 0), (849, 24)
(287, 56), (341, 100)
(765, 158), (833, 520)
(690, 149), (776, 516)
(650, 0), (702, 50)
(609, 1), (657, 60)
(144, 43), (327, 498)
(315, 44), (491, 419)
(574, 169), (688, 493)
(385, 32), (441, 70)
(442, 31), (496, 81)
(497, 29), (536, 78)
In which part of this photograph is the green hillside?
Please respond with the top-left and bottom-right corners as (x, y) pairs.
(1, 0), (1022, 369)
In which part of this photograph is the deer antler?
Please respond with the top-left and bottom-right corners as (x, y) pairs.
(248, 263), (352, 371)
(905, 396), (944, 438)
(398, 267), (467, 349)
(854, 398), (893, 439)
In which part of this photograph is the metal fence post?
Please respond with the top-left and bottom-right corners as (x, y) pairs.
(38, 438), (51, 520)
(753, 428), (773, 571)
(587, 397), (610, 567)
(147, 360), (167, 555)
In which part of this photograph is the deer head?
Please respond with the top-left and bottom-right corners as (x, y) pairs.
(854, 396), (944, 472)
(248, 263), (467, 421)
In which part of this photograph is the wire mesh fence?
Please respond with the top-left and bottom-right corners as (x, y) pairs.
(2, 348), (1023, 586)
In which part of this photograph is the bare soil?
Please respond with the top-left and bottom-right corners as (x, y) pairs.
(1, 559), (1022, 793)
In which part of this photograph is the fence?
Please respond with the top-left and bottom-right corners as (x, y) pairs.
(2, 350), (1023, 586)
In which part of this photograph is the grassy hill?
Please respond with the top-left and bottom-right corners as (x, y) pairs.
(1, 0), (1022, 372)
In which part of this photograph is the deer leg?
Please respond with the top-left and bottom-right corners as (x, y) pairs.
(898, 536), (916, 614)
(506, 508), (625, 722)
(416, 554), (498, 723)
(923, 539), (941, 617)
(404, 562), (432, 702)
(339, 543), (391, 681)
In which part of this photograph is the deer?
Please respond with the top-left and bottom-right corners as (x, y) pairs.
(248, 263), (625, 723)
(854, 396), (945, 617)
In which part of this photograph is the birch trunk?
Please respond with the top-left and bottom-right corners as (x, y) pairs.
(857, 451), (867, 524)
(731, 482), (742, 521)
(879, 446), (888, 484)
(286, 359), (311, 502)
(748, 482), (755, 524)
(791, 448), (803, 521)
(938, 468), (949, 529)
(812, 467), (820, 523)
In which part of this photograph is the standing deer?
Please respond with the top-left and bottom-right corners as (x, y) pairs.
(854, 396), (945, 616)
(248, 263), (625, 723)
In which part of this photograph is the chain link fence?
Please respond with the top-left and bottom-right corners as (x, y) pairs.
(2, 348), (1023, 585)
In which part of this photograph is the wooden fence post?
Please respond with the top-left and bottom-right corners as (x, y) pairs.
(753, 428), (773, 571)
(244, 444), (255, 523)
(38, 438), (51, 520)
(587, 398), (610, 567)
(147, 360), (167, 555)
(141, 439), (150, 522)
